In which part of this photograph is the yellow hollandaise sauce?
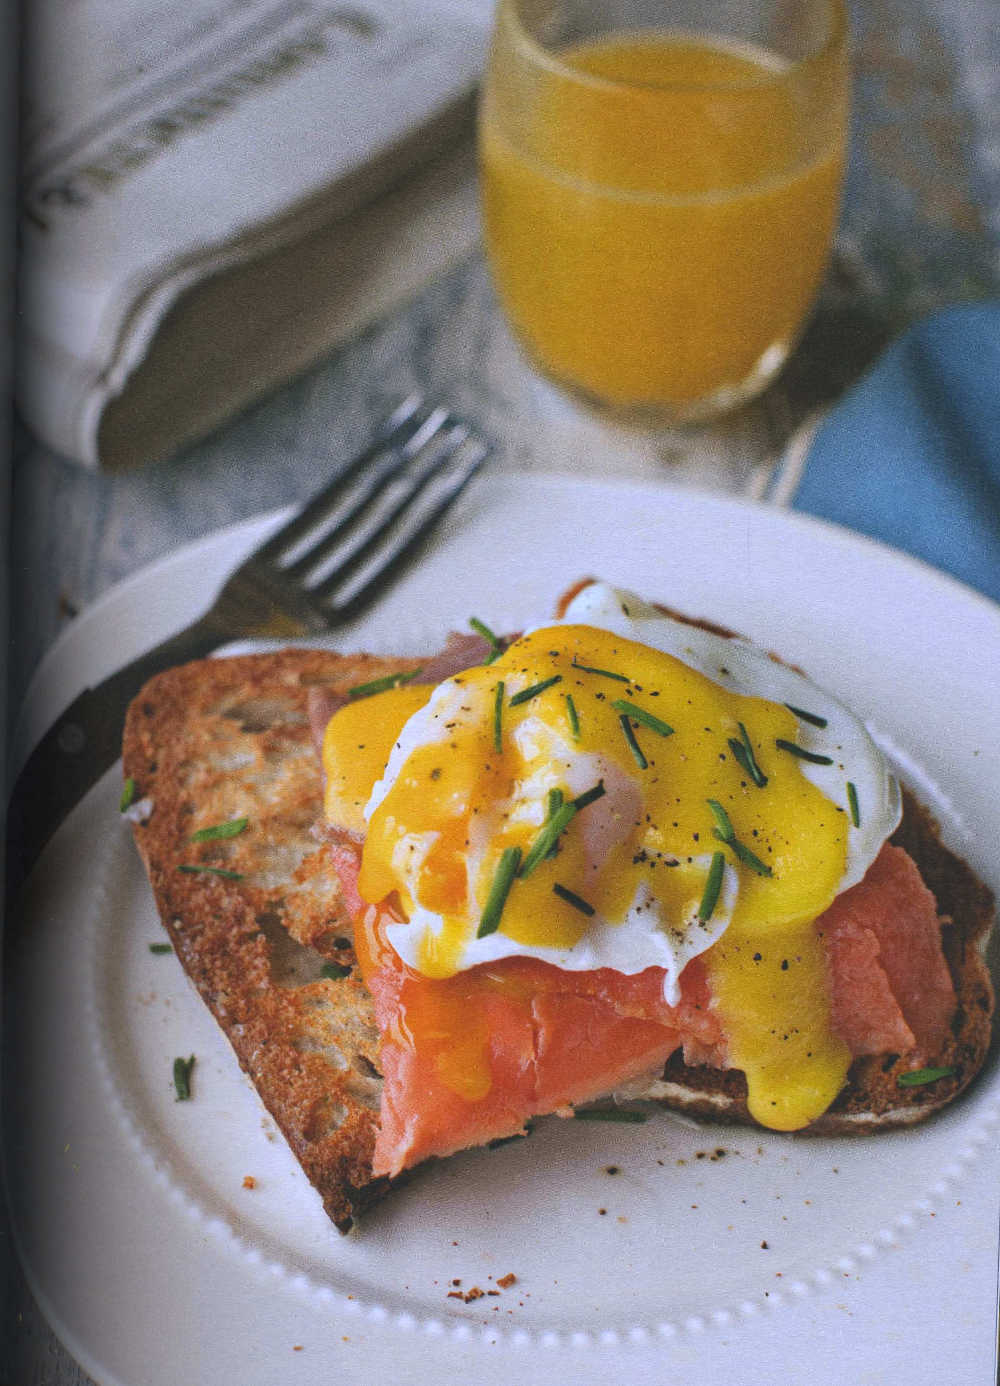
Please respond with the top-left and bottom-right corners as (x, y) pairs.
(322, 625), (853, 1129)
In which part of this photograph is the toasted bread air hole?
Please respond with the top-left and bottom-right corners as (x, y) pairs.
(220, 697), (308, 733)
(257, 909), (349, 990)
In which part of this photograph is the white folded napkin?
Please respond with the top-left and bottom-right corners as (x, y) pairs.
(18, 0), (491, 469)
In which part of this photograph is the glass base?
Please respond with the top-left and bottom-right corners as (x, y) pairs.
(532, 339), (792, 432)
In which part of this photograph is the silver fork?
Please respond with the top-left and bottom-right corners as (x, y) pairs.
(6, 397), (491, 902)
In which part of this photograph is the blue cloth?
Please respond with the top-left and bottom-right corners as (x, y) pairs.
(791, 301), (1000, 605)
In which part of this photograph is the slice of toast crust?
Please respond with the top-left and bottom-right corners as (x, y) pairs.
(123, 646), (413, 1229)
(123, 622), (995, 1230)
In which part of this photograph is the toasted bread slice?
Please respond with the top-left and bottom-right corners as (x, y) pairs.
(123, 646), (410, 1230)
(123, 625), (995, 1230)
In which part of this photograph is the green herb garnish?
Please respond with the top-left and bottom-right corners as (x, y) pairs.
(611, 699), (674, 739)
(698, 851), (726, 922)
(119, 777), (137, 812)
(177, 865), (245, 880)
(618, 714), (648, 769)
(846, 780), (860, 827)
(573, 1107), (648, 1123)
(520, 802), (578, 878)
(706, 799), (735, 840)
(706, 799), (773, 877)
(785, 703), (829, 729)
(509, 674), (563, 706)
(897, 1066), (955, 1088)
(728, 838), (773, 877)
(565, 693), (580, 740)
(775, 739), (834, 766)
(519, 781), (606, 878)
(493, 680), (505, 754)
(553, 882), (596, 916)
(572, 781), (607, 811)
(347, 667), (423, 700)
(477, 846), (522, 938)
(321, 961), (351, 981)
(470, 616), (504, 664)
(728, 722), (767, 788)
(190, 816), (248, 842)
(544, 789), (565, 858)
(570, 656), (630, 683)
(149, 942), (173, 955)
(173, 1054), (196, 1101)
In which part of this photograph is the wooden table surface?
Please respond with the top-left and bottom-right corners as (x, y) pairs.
(6, 0), (999, 1380)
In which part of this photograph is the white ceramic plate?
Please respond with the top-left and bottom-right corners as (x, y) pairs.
(8, 474), (1000, 1386)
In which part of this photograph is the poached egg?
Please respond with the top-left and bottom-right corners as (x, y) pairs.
(322, 583), (901, 1129)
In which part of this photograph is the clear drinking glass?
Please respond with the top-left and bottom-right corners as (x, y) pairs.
(479, 0), (849, 426)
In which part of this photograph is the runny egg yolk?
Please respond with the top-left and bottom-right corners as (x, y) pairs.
(322, 625), (855, 1130)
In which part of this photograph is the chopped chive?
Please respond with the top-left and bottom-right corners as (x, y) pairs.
(570, 656), (630, 683)
(493, 680), (505, 754)
(321, 961), (351, 981)
(190, 816), (248, 842)
(553, 882), (596, 916)
(544, 789), (564, 858)
(775, 738), (834, 766)
(619, 713), (648, 769)
(897, 1066), (955, 1088)
(698, 851), (726, 921)
(347, 667), (423, 700)
(173, 1054), (195, 1101)
(785, 703), (828, 729)
(519, 781), (605, 879)
(149, 942), (173, 955)
(728, 739), (754, 780)
(565, 693), (580, 740)
(177, 864), (245, 880)
(509, 673), (562, 706)
(729, 722), (767, 787)
(573, 1107), (648, 1123)
(706, 799), (773, 877)
(728, 838), (773, 878)
(119, 777), (137, 812)
(520, 802), (577, 878)
(572, 780), (606, 812)
(846, 780), (861, 827)
(478, 846), (522, 937)
(469, 616), (499, 644)
(611, 699), (674, 738)
(706, 799), (735, 842)
(470, 616), (504, 663)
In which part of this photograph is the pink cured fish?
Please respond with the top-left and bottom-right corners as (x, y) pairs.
(817, 843), (954, 1058)
(328, 838), (955, 1178)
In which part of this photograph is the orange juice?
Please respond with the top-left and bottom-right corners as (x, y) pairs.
(480, 32), (847, 418)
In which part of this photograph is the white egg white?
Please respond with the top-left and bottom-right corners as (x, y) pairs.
(370, 582), (902, 1001)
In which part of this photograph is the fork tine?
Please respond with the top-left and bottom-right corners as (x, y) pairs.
(281, 407), (452, 581)
(314, 433), (491, 622)
(306, 422), (474, 601)
(253, 394), (426, 566)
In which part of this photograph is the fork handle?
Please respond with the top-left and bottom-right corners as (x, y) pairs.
(5, 612), (225, 909)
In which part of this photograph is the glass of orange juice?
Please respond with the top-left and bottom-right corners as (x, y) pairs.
(479, 0), (849, 425)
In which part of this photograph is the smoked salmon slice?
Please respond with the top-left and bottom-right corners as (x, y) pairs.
(817, 842), (955, 1058)
(328, 837), (954, 1177)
